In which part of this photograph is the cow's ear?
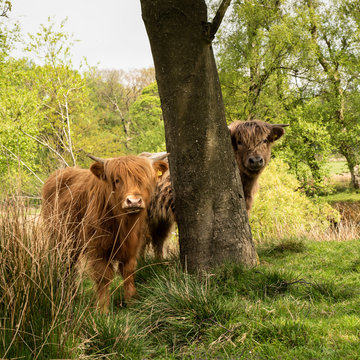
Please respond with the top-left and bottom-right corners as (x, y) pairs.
(90, 162), (105, 179)
(228, 124), (238, 150)
(268, 126), (285, 143)
(152, 160), (168, 178)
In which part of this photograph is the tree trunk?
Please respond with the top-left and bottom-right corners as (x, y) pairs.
(141, 0), (257, 272)
(345, 155), (360, 190)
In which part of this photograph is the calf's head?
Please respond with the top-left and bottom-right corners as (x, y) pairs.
(90, 155), (168, 215)
(229, 120), (287, 177)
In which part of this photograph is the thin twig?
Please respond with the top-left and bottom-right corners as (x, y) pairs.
(0, 143), (44, 184)
(20, 130), (69, 167)
(63, 93), (76, 166)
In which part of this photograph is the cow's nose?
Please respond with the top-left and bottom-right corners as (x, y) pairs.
(125, 195), (143, 208)
(248, 156), (264, 169)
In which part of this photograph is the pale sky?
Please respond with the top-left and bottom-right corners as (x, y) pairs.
(10, 0), (154, 71)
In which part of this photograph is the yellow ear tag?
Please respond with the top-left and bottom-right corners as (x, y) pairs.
(157, 170), (163, 177)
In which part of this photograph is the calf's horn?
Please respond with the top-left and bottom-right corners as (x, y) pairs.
(139, 151), (169, 161)
(87, 154), (105, 163)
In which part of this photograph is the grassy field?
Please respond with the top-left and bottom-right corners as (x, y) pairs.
(1, 230), (359, 359)
(1, 166), (359, 359)
(322, 160), (360, 203)
(327, 161), (349, 176)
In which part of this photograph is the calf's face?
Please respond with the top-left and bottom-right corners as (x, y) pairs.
(229, 120), (285, 177)
(90, 156), (168, 216)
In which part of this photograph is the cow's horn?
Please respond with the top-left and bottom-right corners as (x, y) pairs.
(140, 151), (169, 161)
(87, 154), (105, 163)
(273, 124), (290, 127)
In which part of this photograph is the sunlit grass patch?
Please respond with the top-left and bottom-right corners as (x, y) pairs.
(1, 194), (359, 359)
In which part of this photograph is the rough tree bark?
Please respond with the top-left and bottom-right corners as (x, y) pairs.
(141, 0), (257, 272)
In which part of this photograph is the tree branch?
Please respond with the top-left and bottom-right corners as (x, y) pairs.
(1, 0), (11, 17)
(0, 143), (44, 184)
(209, 0), (232, 40)
(21, 130), (69, 167)
(63, 93), (76, 166)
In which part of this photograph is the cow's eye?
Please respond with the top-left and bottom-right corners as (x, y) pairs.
(237, 140), (242, 145)
(263, 139), (269, 144)
(114, 179), (120, 184)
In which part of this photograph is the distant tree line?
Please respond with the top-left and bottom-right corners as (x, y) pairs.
(0, 15), (165, 193)
(0, 0), (359, 195)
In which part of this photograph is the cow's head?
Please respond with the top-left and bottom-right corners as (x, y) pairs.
(228, 120), (288, 177)
(89, 155), (168, 216)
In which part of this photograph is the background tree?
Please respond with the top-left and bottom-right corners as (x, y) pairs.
(304, 0), (360, 188)
(141, 0), (257, 272)
(216, 0), (360, 192)
(0, 59), (43, 192)
(127, 82), (165, 153)
(216, 0), (332, 191)
(24, 19), (97, 168)
(88, 68), (155, 153)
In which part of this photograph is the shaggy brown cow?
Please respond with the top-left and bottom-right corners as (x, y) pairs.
(228, 120), (288, 211)
(42, 154), (168, 313)
(143, 120), (287, 258)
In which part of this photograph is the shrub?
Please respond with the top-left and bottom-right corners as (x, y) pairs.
(250, 158), (340, 241)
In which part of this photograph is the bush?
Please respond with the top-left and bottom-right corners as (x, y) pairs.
(250, 158), (340, 241)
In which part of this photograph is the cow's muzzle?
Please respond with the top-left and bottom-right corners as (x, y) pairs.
(247, 156), (264, 171)
(122, 195), (145, 213)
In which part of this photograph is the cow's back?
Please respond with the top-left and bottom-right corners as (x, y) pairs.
(42, 167), (92, 242)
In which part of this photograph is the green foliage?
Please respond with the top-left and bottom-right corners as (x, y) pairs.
(217, 0), (360, 192)
(321, 188), (360, 203)
(0, 0), (18, 59)
(217, 0), (305, 122)
(86, 68), (157, 157)
(282, 99), (334, 194)
(0, 59), (43, 192)
(24, 19), (99, 169)
(128, 82), (166, 153)
(250, 159), (340, 241)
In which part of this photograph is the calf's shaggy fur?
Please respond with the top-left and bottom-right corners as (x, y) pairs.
(42, 155), (167, 313)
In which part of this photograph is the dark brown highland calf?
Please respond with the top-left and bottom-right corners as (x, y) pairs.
(42, 154), (168, 313)
(143, 120), (288, 258)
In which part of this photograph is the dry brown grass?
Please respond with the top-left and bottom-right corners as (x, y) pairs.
(0, 195), (91, 358)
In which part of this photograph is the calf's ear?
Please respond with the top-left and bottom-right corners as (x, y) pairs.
(152, 160), (168, 178)
(90, 162), (105, 179)
(228, 125), (238, 150)
(268, 125), (286, 142)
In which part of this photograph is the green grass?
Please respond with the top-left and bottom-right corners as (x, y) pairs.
(321, 188), (360, 203)
(34, 239), (360, 359)
(1, 197), (360, 359)
(327, 161), (348, 176)
(320, 161), (360, 203)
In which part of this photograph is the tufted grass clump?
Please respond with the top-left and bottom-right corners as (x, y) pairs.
(0, 195), (90, 359)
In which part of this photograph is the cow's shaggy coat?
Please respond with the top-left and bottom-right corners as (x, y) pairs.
(42, 155), (167, 313)
(143, 120), (287, 258)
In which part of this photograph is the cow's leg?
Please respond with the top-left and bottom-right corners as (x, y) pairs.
(118, 257), (137, 302)
(151, 220), (174, 259)
(89, 258), (114, 313)
(138, 230), (151, 258)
